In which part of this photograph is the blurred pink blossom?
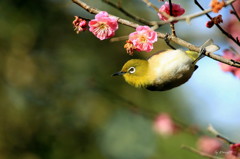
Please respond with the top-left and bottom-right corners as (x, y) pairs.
(89, 11), (118, 40)
(225, 153), (239, 159)
(153, 113), (176, 136)
(225, 17), (240, 52)
(128, 26), (157, 52)
(197, 136), (222, 155)
(219, 49), (240, 78)
(230, 143), (240, 157)
(158, 2), (185, 23)
(225, 0), (240, 52)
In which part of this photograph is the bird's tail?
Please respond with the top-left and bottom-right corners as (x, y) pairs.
(186, 39), (220, 63)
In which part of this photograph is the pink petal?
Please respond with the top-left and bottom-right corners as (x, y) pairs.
(89, 11), (118, 40)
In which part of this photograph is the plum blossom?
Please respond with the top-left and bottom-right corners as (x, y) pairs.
(89, 11), (118, 40)
(197, 136), (222, 155)
(153, 113), (177, 136)
(125, 26), (157, 54)
(73, 16), (88, 34)
(158, 2), (185, 23)
(219, 49), (240, 78)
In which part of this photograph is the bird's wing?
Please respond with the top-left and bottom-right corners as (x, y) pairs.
(186, 39), (220, 63)
(147, 49), (171, 60)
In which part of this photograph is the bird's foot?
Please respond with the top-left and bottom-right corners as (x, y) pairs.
(164, 33), (176, 50)
(192, 48), (206, 64)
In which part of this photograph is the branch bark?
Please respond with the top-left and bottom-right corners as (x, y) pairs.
(72, 0), (240, 68)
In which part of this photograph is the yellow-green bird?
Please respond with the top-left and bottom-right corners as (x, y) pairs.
(113, 39), (219, 91)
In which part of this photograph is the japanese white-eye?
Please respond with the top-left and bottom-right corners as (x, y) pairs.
(113, 39), (219, 91)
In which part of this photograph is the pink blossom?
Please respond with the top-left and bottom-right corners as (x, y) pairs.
(197, 136), (222, 155)
(225, 18), (240, 52)
(128, 26), (157, 52)
(89, 11), (118, 40)
(225, 0), (240, 52)
(219, 49), (240, 78)
(158, 2), (185, 23)
(153, 113), (176, 136)
(73, 16), (88, 34)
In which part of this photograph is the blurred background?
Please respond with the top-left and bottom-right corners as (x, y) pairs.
(0, 0), (239, 159)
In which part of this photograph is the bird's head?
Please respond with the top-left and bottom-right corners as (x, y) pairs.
(113, 59), (151, 88)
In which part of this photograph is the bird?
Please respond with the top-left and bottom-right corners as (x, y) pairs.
(113, 39), (219, 91)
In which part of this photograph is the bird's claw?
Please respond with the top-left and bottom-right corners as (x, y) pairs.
(200, 47), (206, 55)
(164, 33), (176, 50)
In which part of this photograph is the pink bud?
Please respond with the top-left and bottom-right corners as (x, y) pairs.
(206, 21), (214, 28)
(153, 113), (177, 136)
(73, 16), (88, 34)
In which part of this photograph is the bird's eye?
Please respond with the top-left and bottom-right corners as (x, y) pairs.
(128, 67), (136, 74)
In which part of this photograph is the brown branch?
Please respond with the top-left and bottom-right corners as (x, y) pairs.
(181, 145), (223, 159)
(71, 0), (240, 68)
(142, 0), (172, 21)
(194, 0), (240, 47)
(208, 125), (235, 145)
(102, 0), (154, 26)
(141, 0), (159, 12)
(72, 0), (139, 28)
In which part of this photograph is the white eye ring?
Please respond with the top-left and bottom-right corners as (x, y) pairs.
(128, 67), (136, 74)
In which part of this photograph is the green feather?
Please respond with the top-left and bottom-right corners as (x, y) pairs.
(185, 50), (201, 63)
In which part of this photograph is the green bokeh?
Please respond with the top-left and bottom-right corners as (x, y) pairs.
(0, 0), (219, 159)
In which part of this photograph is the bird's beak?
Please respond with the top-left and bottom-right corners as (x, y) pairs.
(112, 71), (126, 76)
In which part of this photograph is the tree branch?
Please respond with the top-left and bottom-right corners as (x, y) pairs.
(181, 145), (223, 159)
(102, 0), (154, 26)
(194, 0), (240, 47)
(208, 125), (235, 145)
(72, 0), (240, 68)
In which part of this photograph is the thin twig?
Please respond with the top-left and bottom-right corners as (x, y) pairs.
(181, 145), (223, 159)
(169, 0), (173, 16)
(72, 0), (240, 68)
(168, 0), (176, 36)
(141, 0), (159, 12)
(194, 0), (240, 47)
(208, 125), (235, 145)
(170, 23), (176, 36)
(102, 0), (154, 26)
(72, 0), (139, 28)
(142, 0), (172, 21)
